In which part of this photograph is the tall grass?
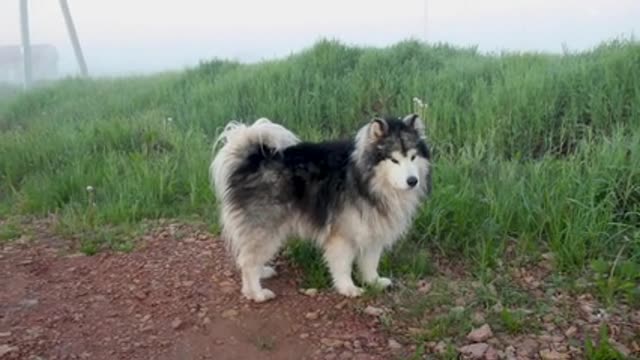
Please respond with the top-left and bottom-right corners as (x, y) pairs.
(0, 38), (639, 276)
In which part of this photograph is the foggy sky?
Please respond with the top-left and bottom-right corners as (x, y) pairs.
(0, 0), (638, 77)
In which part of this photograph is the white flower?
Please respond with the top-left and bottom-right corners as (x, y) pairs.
(86, 186), (94, 193)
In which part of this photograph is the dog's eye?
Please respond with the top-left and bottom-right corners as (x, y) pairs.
(390, 158), (399, 164)
(411, 155), (416, 161)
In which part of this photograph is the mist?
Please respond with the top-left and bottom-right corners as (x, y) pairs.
(0, 0), (638, 77)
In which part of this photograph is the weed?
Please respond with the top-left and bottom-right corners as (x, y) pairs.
(584, 325), (627, 360)
(0, 221), (21, 242)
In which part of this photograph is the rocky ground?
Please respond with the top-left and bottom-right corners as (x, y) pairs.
(0, 220), (639, 360)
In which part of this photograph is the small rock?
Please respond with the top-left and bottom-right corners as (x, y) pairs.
(0, 332), (10, 337)
(305, 311), (320, 320)
(564, 326), (577, 337)
(467, 324), (493, 342)
(416, 279), (432, 293)
(300, 333), (309, 339)
(434, 341), (447, 354)
(141, 314), (151, 322)
(321, 338), (343, 348)
(388, 339), (402, 350)
(334, 300), (348, 310)
(20, 299), (39, 307)
(338, 351), (353, 359)
(518, 338), (539, 357)
(0, 345), (18, 357)
(303, 288), (318, 296)
(182, 280), (195, 287)
(458, 343), (488, 359)
(504, 345), (517, 360)
(472, 312), (485, 324)
(484, 346), (499, 360)
(539, 349), (570, 360)
(363, 306), (384, 317)
(171, 318), (183, 330)
(221, 309), (238, 318)
(134, 291), (147, 300)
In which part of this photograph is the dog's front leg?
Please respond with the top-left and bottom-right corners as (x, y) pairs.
(323, 236), (363, 297)
(357, 244), (392, 289)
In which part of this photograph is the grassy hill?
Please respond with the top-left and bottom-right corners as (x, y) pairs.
(1, 39), (639, 294)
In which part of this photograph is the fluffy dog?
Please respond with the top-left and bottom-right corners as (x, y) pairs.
(210, 114), (432, 302)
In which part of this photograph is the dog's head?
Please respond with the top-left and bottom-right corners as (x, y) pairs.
(354, 114), (432, 194)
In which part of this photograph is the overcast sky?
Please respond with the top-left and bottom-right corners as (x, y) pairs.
(1, 0), (638, 76)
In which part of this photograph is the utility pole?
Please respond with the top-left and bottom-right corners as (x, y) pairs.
(20, 0), (32, 89)
(59, 0), (88, 77)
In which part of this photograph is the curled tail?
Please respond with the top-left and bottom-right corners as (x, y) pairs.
(210, 117), (298, 260)
(210, 117), (299, 200)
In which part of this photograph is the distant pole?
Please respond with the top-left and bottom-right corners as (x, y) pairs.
(59, 0), (88, 76)
(20, 0), (32, 89)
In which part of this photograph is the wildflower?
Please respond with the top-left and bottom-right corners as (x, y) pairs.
(412, 97), (428, 109)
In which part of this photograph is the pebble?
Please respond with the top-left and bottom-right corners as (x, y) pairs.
(221, 309), (238, 318)
(458, 343), (488, 359)
(305, 311), (320, 320)
(303, 288), (318, 296)
(539, 349), (570, 360)
(388, 338), (402, 350)
(564, 326), (577, 337)
(363, 306), (384, 317)
(20, 299), (39, 307)
(416, 279), (432, 293)
(485, 346), (499, 360)
(0, 332), (11, 337)
(321, 338), (343, 348)
(0, 345), (18, 357)
(171, 318), (183, 330)
(466, 324), (493, 342)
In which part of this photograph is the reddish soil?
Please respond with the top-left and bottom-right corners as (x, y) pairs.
(0, 224), (394, 360)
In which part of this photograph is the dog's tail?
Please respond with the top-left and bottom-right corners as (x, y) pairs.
(209, 117), (299, 203)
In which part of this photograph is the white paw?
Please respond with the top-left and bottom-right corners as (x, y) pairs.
(243, 288), (276, 303)
(336, 284), (364, 298)
(260, 266), (277, 279)
(371, 276), (392, 288)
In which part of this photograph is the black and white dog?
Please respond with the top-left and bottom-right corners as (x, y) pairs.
(210, 114), (432, 302)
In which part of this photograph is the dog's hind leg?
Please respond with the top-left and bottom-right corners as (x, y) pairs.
(323, 235), (363, 298)
(236, 233), (283, 303)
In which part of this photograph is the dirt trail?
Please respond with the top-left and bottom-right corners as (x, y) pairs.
(0, 224), (394, 360)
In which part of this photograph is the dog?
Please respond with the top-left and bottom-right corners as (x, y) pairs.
(210, 114), (432, 302)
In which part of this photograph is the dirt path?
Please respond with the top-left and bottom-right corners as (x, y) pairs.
(0, 224), (394, 360)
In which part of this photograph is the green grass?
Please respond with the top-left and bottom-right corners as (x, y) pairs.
(1, 38), (640, 297)
(0, 220), (21, 242)
(584, 325), (628, 360)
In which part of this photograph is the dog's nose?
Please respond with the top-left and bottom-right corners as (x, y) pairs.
(407, 176), (418, 188)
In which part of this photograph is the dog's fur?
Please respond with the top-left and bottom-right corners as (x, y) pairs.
(210, 114), (432, 302)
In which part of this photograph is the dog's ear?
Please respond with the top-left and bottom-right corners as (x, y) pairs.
(403, 113), (425, 137)
(369, 118), (388, 141)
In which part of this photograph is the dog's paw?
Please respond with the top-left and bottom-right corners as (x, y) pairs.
(371, 276), (392, 289)
(336, 284), (364, 298)
(260, 266), (277, 279)
(243, 288), (276, 303)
